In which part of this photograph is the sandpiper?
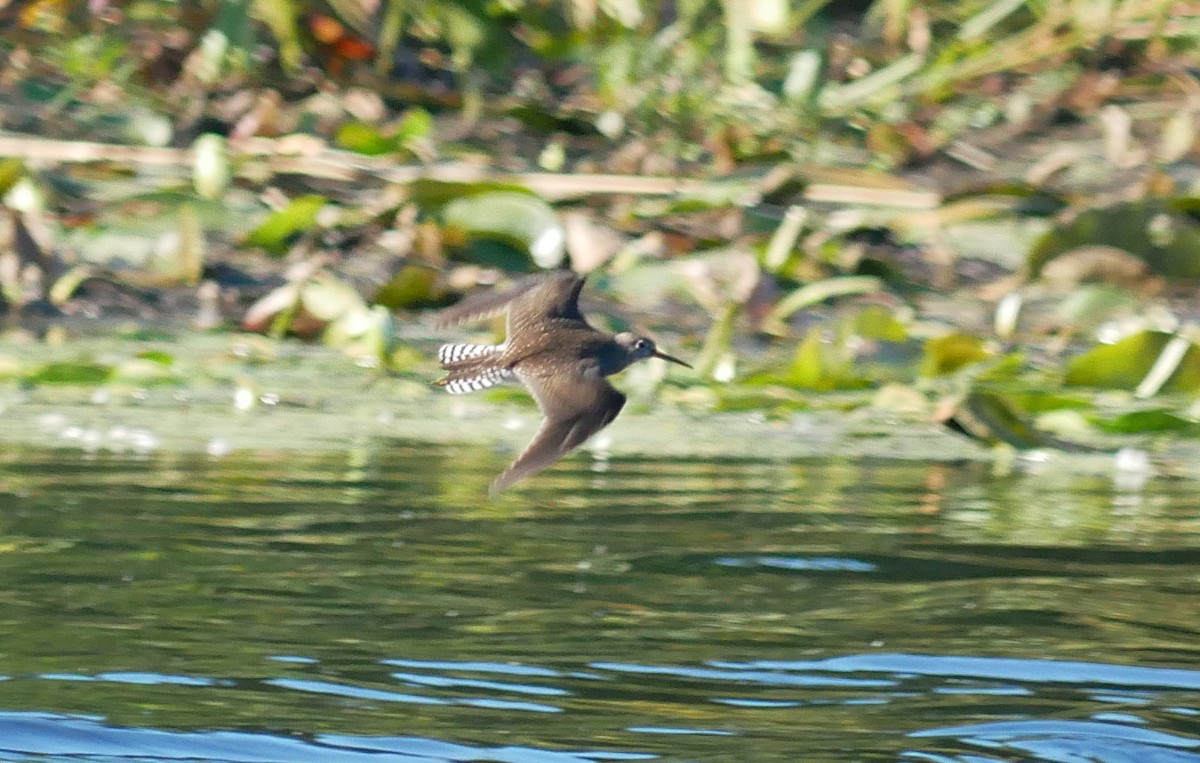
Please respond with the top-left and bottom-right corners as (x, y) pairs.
(433, 271), (690, 494)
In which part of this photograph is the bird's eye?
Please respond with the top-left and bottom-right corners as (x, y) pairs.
(634, 338), (650, 351)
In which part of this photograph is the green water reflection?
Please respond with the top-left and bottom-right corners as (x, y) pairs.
(0, 446), (1197, 761)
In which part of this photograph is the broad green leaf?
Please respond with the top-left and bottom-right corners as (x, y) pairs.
(335, 122), (396, 156)
(136, 351), (174, 366)
(853, 305), (908, 342)
(785, 327), (867, 391)
(245, 195), (327, 255)
(0, 158), (25, 197)
(27, 362), (113, 385)
(374, 265), (440, 309)
(394, 108), (433, 143)
(1065, 331), (1200, 394)
(442, 191), (565, 269)
(1092, 409), (1200, 435)
(921, 334), (991, 377)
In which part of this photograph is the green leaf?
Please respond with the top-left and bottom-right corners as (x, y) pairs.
(394, 108), (433, 144)
(0, 158), (26, 197)
(135, 351), (174, 366)
(374, 264), (441, 309)
(442, 191), (565, 269)
(785, 327), (867, 391)
(921, 334), (991, 377)
(245, 195), (327, 255)
(27, 362), (114, 385)
(1065, 331), (1200, 394)
(1092, 409), (1200, 435)
(335, 122), (396, 156)
(853, 305), (908, 342)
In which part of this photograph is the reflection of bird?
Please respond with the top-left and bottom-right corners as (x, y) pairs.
(433, 271), (691, 495)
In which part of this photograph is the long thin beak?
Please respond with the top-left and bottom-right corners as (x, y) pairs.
(654, 349), (692, 369)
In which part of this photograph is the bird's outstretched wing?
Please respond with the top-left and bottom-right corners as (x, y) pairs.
(490, 367), (625, 495)
(432, 271), (584, 329)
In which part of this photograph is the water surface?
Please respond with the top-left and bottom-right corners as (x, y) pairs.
(0, 446), (1197, 762)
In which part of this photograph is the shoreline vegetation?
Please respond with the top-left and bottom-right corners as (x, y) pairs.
(1, 0), (1199, 460)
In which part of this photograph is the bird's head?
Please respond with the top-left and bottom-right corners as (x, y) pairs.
(614, 332), (692, 369)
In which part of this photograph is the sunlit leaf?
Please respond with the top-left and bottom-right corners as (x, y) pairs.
(335, 121), (396, 155)
(27, 362), (113, 385)
(245, 196), (327, 255)
(920, 334), (991, 377)
(1065, 331), (1200, 394)
(442, 191), (565, 269)
(853, 305), (908, 342)
(1092, 409), (1200, 435)
(785, 327), (867, 391)
(136, 350), (174, 366)
(394, 108), (433, 144)
(0, 159), (25, 197)
(300, 274), (367, 322)
(374, 264), (441, 309)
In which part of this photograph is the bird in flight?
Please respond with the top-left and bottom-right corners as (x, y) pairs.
(433, 271), (691, 494)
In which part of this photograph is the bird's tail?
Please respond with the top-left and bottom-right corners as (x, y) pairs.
(436, 343), (514, 394)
